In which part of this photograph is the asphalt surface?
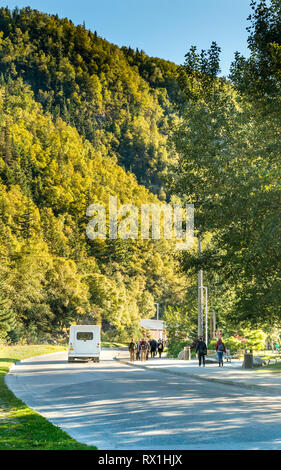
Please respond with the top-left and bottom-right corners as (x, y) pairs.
(117, 356), (281, 394)
(5, 349), (281, 450)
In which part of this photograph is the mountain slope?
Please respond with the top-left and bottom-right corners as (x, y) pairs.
(0, 7), (179, 195)
(0, 77), (187, 343)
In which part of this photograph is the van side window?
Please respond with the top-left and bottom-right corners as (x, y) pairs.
(77, 332), (93, 341)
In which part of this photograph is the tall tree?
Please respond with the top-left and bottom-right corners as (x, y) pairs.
(0, 291), (16, 342)
(169, 41), (281, 326)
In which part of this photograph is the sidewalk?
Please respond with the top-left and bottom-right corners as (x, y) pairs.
(115, 352), (281, 395)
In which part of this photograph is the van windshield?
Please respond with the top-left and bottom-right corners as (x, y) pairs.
(76, 332), (93, 341)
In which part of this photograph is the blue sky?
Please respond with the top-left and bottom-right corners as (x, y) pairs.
(3, 0), (252, 76)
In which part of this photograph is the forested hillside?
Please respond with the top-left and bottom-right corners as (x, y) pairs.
(0, 7), (197, 344)
(0, 7), (179, 196)
(0, 77), (189, 343)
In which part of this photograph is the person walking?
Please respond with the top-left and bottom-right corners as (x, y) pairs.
(216, 338), (226, 367)
(195, 337), (207, 367)
(149, 339), (157, 358)
(157, 339), (164, 358)
(146, 339), (151, 360)
(140, 339), (147, 361)
(136, 340), (141, 360)
(128, 339), (136, 362)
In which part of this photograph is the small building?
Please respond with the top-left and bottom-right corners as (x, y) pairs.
(140, 319), (166, 341)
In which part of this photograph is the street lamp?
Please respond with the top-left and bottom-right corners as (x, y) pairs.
(199, 286), (208, 344)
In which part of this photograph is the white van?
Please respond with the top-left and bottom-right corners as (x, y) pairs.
(68, 325), (101, 362)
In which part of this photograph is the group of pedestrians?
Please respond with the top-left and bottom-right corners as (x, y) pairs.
(195, 336), (226, 367)
(128, 338), (164, 362)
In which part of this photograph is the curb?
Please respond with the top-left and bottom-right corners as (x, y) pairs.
(115, 357), (281, 395)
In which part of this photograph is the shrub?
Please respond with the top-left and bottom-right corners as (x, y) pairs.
(223, 336), (244, 353)
(208, 330), (267, 354)
(208, 336), (245, 354)
(166, 340), (188, 358)
(207, 339), (217, 351)
(241, 329), (267, 351)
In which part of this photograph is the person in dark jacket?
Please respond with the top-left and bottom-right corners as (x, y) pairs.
(216, 338), (226, 367)
(157, 339), (164, 358)
(136, 340), (141, 360)
(149, 339), (157, 358)
(195, 337), (207, 367)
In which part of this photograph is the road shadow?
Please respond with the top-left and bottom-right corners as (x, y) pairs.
(34, 365), (281, 450)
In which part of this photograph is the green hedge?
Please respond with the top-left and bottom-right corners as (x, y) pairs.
(166, 341), (188, 358)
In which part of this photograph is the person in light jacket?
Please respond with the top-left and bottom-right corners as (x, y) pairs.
(128, 339), (136, 362)
(216, 338), (226, 367)
(140, 339), (147, 361)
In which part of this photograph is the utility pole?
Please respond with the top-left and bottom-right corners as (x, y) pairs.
(203, 287), (208, 345)
(208, 285), (217, 338)
(211, 311), (216, 338)
(199, 286), (208, 344)
(204, 287), (208, 345)
(198, 231), (203, 338)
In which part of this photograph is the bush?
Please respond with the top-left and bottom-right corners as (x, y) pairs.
(208, 330), (267, 354)
(242, 329), (267, 351)
(223, 336), (244, 354)
(166, 340), (188, 358)
(208, 336), (245, 354)
(207, 339), (217, 351)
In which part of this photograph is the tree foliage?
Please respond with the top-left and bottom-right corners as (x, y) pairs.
(0, 78), (187, 342)
(169, 31), (281, 328)
(0, 7), (179, 195)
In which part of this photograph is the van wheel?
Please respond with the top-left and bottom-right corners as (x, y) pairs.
(68, 358), (75, 362)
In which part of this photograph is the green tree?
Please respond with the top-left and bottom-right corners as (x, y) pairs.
(169, 41), (281, 327)
(0, 292), (16, 343)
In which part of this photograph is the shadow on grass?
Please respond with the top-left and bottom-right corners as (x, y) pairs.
(0, 362), (97, 449)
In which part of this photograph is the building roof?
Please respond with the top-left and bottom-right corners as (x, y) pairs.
(140, 319), (166, 330)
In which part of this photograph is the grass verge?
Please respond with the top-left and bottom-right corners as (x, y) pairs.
(101, 341), (127, 348)
(0, 344), (97, 450)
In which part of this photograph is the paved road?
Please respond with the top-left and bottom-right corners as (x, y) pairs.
(5, 349), (281, 450)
